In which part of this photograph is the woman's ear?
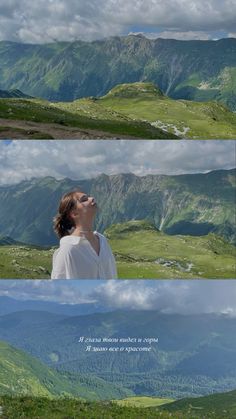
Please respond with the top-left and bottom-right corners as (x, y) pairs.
(69, 209), (79, 221)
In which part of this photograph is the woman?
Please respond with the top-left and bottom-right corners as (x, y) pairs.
(51, 189), (117, 279)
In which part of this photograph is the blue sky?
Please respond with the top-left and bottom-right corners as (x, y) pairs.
(0, 280), (236, 316)
(0, 0), (235, 43)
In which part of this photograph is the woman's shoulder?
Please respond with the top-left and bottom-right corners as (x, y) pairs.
(60, 235), (82, 246)
(94, 231), (107, 241)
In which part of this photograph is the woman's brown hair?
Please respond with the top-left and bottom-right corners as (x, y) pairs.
(53, 190), (81, 239)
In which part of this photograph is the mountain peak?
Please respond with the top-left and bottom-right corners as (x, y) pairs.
(105, 219), (159, 238)
(103, 82), (165, 99)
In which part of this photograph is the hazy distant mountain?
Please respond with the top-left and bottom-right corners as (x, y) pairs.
(0, 169), (235, 246)
(0, 36), (235, 110)
(0, 89), (32, 98)
(0, 296), (107, 316)
(0, 309), (235, 398)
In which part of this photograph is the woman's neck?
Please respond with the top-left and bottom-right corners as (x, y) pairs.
(72, 221), (94, 237)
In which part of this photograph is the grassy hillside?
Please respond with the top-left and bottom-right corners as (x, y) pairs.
(0, 95), (176, 139)
(0, 396), (176, 419)
(0, 340), (76, 398)
(0, 89), (32, 98)
(106, 220), (236, 279)
(0, 220), (235, 278)
(0, 390), (235, 418)
(161, 389), (236, 418)
(97, 82), (236, 138)
(0, 340), (132, 400)
(0, 245), (53, 279)
(114, 396), (174, 408)
(1, 82), (236, 138)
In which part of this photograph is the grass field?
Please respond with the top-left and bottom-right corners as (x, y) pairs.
(0, 396), (214, 419)
(0, 95), (176, 139)
(0, 392), (235, 419)
(0, 222), (235, 278)
(162, 389), (236, 418)
(0, 245), (53, 279)
(114, 396), (174, 408)
(106, 221), (236, 279)
(99, 83), (236, 139)
(1, 81), (236, 138)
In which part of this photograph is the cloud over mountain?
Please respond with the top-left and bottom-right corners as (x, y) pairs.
(0, 0), (235, 43)
(0, 140), (235, 186)
(1, 280), (236, 316)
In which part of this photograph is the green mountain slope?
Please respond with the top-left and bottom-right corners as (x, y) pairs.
(0, 89), (32, 98)
(161, 389), (236, 418)
(104, 220), (236, 278)
(1, 81), (236, 138)
(0, 339), (71, 397)
(0, 170), (234, 247)
(0, 96), (174, 139)
(0, 390), (235, 419)
(1, 310), (236, 399)
(96, 82), (236, 138)
(0, 236), (23, 246)
(0, 396), (175, 419)
(0, 36), (235, 110)
(0, 340), (131, 400)
(1, 220), (235, 278)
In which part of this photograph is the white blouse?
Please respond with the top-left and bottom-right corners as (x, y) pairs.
(51, 232), (117, 279)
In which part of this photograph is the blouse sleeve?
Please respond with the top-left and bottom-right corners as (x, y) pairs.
(51, 247), (72, 279)
(104, 237), (118, 279)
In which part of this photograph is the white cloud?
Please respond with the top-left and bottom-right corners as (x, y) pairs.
(131, 31), (213, 41)
(1, 279), (236, 316)
(0, 280), (93, 304)
(0, 140), (235, 186)
(0, 0), (235, 43)
(88, 280), (236, 316)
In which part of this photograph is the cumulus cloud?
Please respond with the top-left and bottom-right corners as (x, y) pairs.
(0, 280), (236, 316)
(90, 280), (236, 316)
(0, 280), (93, 304)
(0, 0), (235, 43)
(0, 140), (235, 186)
(131, 31), (216, 41)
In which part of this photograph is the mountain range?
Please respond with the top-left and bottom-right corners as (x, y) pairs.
(0, 36), (235, 110)
(0, 169), (235, 246)
(0, 307), (236, 399)
(0, 296), (107, 317)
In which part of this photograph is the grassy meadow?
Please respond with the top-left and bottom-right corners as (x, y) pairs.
(0, 221), (235, 278)
(1, 82), (236, 138)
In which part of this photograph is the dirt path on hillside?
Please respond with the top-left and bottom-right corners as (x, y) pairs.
(0, 118), (131, 139)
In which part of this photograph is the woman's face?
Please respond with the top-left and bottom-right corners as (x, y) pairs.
(70, 191), (97, 220)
